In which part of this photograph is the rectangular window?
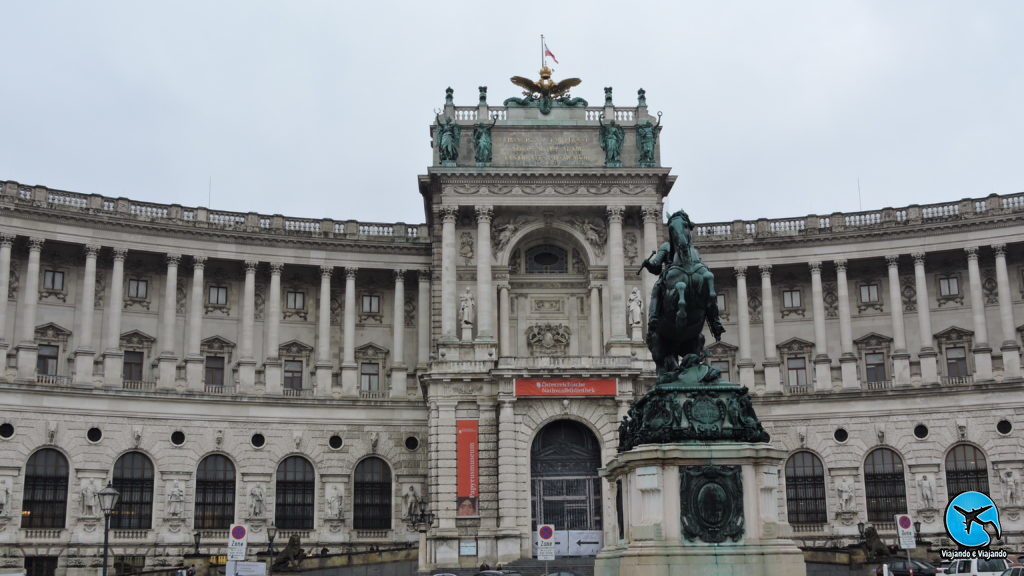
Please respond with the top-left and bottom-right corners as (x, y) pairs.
(939, 276), (960, 297)
(710, 360), (730, 382)
(787, 357), (807, 387)
(43, 270), (64, 291)
(286, 291), (305, 310)
(283, 360), (303, 390)
(127, 279), (148, 299)
(113, 556), (147, 576)
(360, 362), (379, 392)
(946, 346), (968, 378)
(122, 351), (144, 381)
(25, 557), (59, 576)
(716, 293), (727, 312)
(865, 353), (886, 383)
(782, 289), (801, 308)
(205, 356), (225, 387)
(208, 286), (228, 306)
(361, 295), (380, 314)
(36, 344), (59, 376)
(859, 283), (880, 303)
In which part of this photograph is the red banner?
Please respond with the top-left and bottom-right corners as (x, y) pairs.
(514, 378), (617, 397)
(456, 420), (479, 516)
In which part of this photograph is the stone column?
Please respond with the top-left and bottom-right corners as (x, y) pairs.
(0, 234), (13, 350)
(316, 265), (334, 397)
(641, 206), (661, 315)
(836, 259), (858, 389)
(965, 247), (993, 380)
(417, 269), (430, 368)
(435, 400), (458, 530)
(886, 256), (911, 386)
(340, 267), (358, 395)
(607, 206), (628, 347)
(264, 262), (283, 395)
(733, 267), (754, 387)
(101, 247), (126, 386)
(496, 397), (517, 529)
(156, 254), (181, 390)
(237, 260), (258, 393)
(184, 256), (206, 390)
(993, 245), (1021, 379)
(809, 262), (832, 391)
(391, 270), (407, 398)
(73, 245), (100, 385)
(475, 206), (494, 341)
(759, 265), (781, 393)
(440, 206), (459, 342)
(15, 238), (43, 378)
(498, 282), (511, 357)
(912, 253), (938, 384)
(589, 284), (602, 356)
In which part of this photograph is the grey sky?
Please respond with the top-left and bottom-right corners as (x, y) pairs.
(2, 1), (1021, 226)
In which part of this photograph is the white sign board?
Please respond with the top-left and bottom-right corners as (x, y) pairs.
(894, 514), (916, 550)
(229, 561), (266, 576)
(537, 524), (556, 561)
(227, 524), (250, 561)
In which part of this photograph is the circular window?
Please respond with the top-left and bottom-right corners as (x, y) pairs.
(171, 431), (186, 446)
(87, 427), (103, 443)
(833, 428), (849, 443)
(997, 420), (1013, 435)
(914, 424), (929, 439)
(328, 435), (344, 450)
(251, 433), (266, 448)
(0, 423), (13, 439)
(405, 436), (419, 451)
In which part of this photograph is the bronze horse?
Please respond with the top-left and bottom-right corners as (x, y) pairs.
(642, 210), (725, 380)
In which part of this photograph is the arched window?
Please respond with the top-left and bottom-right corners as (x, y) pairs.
(525, 245), (568, 274)
(353, 457), (392, 530)
(111, 452), (154, 529)
(784, 452), (827, 525)
(22, 449), (69, 528)
(864, 448), (907, 523)
(946, 444), (989, 498)
(276, 456), (314, 529)
(195, 455), (236, 529)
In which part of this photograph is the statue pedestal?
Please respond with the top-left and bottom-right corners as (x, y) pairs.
(596, 443), (806, 576)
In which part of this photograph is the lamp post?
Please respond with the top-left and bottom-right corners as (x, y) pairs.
(914, 520), (922, 543)
(193, 530), (202, 556)
(857, 521), (866, 542)
(97, 483), (120, 576)
(404, 500), (436, 573)
(266, 523), (277, 555)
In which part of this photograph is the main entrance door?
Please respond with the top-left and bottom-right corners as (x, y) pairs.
(530, 420), (603, 556)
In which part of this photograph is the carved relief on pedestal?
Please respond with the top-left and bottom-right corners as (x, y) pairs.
(526, 324), (570, 356)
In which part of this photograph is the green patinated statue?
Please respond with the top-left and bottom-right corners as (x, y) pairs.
(636, 112), (661, 168)
(598, 115), (625, 167)
(637, 88), (647, 107)
(472, 116), (497, 165)
(434, 115), (461, 165)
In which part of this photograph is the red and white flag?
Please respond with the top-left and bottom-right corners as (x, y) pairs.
(544, 41), (559, 64)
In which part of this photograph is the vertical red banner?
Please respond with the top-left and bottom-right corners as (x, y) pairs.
(456, 420), (479, 516)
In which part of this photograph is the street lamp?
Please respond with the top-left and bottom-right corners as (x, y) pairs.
(97, 483), (120, 576)
(857, 521), (866, 541)
(266, 523), (278, 555)
(405, 500), (436, 573)
(914, 520), (922, 543)
(193, 530), (202, 556)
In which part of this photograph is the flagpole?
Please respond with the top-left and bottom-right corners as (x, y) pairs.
(540, 34), (544, 67)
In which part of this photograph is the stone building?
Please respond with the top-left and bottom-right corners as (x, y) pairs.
(0, 80), (1023, 575)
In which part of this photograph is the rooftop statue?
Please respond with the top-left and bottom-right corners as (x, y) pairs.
(505, 66), (588, 115)
(434, 115), (461, 165)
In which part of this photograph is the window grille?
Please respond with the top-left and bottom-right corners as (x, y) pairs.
(25, 557), (59, 576)
(945, 444), (989, 497)
(22, 449), (69, 528)
(195, 455), (236, 529)
(785, 452), (827, 524)
(111, 452), (154, 529)
(353, 457), (392, 530)
(864, 448), (906, 522)
(276, 456), (315, 529)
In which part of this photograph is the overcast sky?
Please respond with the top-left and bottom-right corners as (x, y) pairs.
(2, 1), (1022, 226)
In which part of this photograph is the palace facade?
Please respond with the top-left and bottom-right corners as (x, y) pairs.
(1, 84), (1023, 575)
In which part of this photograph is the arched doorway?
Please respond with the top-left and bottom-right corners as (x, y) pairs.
(531, 420), (603, 556)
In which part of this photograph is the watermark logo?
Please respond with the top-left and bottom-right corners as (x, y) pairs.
(944, 491), (1001, 548)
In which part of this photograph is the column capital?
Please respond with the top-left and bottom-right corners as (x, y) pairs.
(0, 234), (14, 247)
(320, 265), (335, 278)
(167, 254), (182, 267)
(733, 266), (747, 279)
(758, 264), (772, 278)
(885, 255), (900, 268)
(641, 206), (662, 223)
(496, 281), (510, 291)
(834, 259), (848, 272)
(992, 244), (1006, 256)
(912, 252), (926, 265)
(192, 255), (207, 269)
(28, 237), (45, 252)
(606, 205), (625, 223)
(808, 261), (822, 274)
(474, 205), (493, 223)
(394, 269), (406, 281)
(112, 247), (128, 261)
(244, 260), (259, 273)
(588, 283), (601, 292)
(418, 268), (431, 281)
(344, 267), (359, 279)
(965, 246), (979, 260)
(439, 205), (459, 223)
(269, 262), (284, 275)
(84, 245), (101, 258)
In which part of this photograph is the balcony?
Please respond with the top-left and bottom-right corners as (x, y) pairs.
(941, 375), (974, 386)
(204, 384), (238, 395)
(122, 380), (157, 391)
(35, 374), (71, 386)
(863, 380), (892, 391)
(283, 387), (314, 398)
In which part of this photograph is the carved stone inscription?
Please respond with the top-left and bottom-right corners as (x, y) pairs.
(495, 131), (598, 167)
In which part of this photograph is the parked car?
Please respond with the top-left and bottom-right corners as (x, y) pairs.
(874, 558), (938, 576)
(998, 567), (1024, 576)
(946, 558), (1011, 576)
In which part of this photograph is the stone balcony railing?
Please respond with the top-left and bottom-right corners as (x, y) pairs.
(693, 191), (1024, 243)
(449, 105), (642, 124)
(1, 181), (429, 243)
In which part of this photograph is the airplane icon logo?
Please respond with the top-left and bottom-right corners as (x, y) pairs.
(945, 492), (1001, 548)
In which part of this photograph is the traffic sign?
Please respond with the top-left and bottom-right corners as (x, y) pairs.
(894, 514), (916, 550)
(227, 524), (249, 561)
(537, 524), (556, 561)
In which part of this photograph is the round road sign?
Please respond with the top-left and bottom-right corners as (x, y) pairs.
(538, 525), (554, 540)
(897, 515), (912, 529)
(231, 525), (247, 540)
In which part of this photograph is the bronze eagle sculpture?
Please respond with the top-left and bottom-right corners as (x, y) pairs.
(510, 66), (581, 99)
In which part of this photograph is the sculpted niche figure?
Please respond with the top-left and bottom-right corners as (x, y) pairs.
(627, 287), (644, 330)
(249, 483), (265, 518)
(836, 477), (853, 512)
(917, 474), (935, 509)
(167, 481), (185, 517)
(472, 116), (497, 164)
(459, 289), (476, 326)
(81, 480), (98, 517)
(636, 113), (661, 167)
(598, 115), (625, 166)
(434, 115), (461, 164)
